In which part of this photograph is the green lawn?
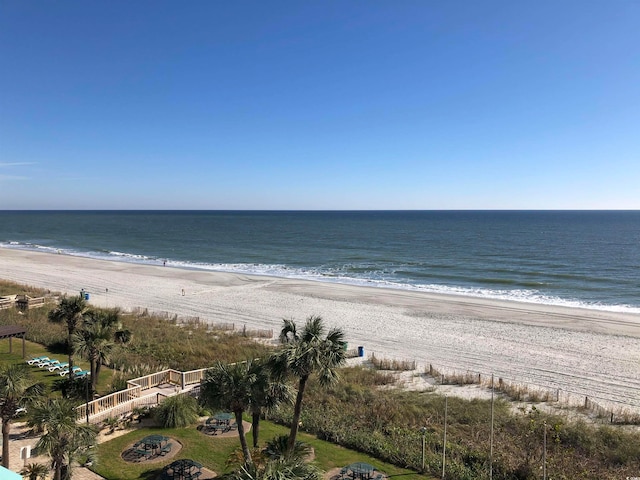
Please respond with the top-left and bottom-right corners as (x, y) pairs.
(0, 338), (114, 393)
(92, 419), (433, 480)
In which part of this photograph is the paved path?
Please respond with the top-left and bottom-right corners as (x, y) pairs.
(6, 421), (105, 480)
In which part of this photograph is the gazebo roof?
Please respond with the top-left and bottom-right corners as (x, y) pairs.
(0, 325), (26, 339)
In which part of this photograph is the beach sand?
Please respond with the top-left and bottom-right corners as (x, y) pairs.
(2, 247), (640, 411)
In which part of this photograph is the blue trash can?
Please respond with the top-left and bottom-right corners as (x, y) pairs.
(84, 293), (90, 300)
(357, 346), (364, 357)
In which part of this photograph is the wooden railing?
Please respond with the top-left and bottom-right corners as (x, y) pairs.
(80, 366), (211, 424)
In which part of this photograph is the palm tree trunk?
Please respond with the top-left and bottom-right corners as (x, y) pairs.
(287, 374), (308, 454)
(251, 409), (261, 448)
(2, 419), (10, 468)
(68, 331), (75, 382)
(234, 410), (252, 466)
(90, 353), (98, 391)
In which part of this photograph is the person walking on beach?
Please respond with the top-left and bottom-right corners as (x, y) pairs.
(181, 288), (185, 296)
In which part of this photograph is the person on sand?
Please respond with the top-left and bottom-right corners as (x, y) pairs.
(181, 288), (185, 296)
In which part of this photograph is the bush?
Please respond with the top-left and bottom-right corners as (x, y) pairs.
(154, 393), (199, 428)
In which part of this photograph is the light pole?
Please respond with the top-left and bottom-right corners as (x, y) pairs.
(490, 374), (494, 480)
(85, 376), (90, 424)
(442, 396), (448, 479)
(420, 426), (427, 472)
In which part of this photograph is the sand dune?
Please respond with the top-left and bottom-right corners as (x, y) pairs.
(2, 247), (640, 411)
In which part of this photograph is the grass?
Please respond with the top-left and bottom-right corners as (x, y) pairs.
(0, 338), (114, 394)
(91, 419), (430, 480)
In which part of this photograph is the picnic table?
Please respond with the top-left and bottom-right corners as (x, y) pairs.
(203, 412), (236, 434)
(209, 412), (233, 425)
(161, 459), (203, 480)
(134, 434), (171, 460)
(342, 463), (377, 480)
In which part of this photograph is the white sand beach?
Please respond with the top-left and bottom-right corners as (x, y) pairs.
(2, 247), (640, 412)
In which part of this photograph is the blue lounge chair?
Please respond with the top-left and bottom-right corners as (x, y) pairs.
(27, 356), (49, 365)
(49, 362), (69, 372)
(76, 370), (91, 378)
(39, 359), (60, 368)
(59, 366), (83, 377)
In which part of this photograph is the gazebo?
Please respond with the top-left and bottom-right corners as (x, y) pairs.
(0, 325), (27, 358)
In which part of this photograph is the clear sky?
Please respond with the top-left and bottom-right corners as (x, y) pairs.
(1, 1), (638, 210)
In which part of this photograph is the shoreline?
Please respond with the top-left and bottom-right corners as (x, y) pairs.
(2, 247), (640, 410)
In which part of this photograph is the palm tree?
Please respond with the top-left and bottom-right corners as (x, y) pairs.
(271, 316), (346, 454)
(48, 295), (88, 381)
(200, 361), (256, 466)
(20, 462), (49, 480)
(27, 398), (97, 480)
(73, 309), (118, 390)
(249, 359), (293, 449)
(0, 364), (44, 469)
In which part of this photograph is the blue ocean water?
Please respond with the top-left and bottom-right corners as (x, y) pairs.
(0, 210), (639, 313)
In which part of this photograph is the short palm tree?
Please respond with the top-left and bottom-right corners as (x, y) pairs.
(20, 462), (49, 480)
(0, 364), (44, 469)
(263, 434), (312, 462)
(230, 458), (323, 480)
(271, 316), (345, 455)
(200, 361), (257, 466)
(48, 295), (88, 381)
(28, 398), (97, 480)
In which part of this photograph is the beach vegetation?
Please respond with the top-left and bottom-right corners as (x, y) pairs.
(271, 316), (346, 455)
(268, 368), (640, 479)
(369, 353), (416, 371)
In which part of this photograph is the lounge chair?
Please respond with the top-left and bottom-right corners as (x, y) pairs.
(27, 356), (49, 365)
(49, 362), (69, 372)
(39, 359), (60, 368)
(59, 366), (83, 377)
(76, 370), (91, 378)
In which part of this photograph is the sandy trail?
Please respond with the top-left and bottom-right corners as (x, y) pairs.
(2, 248), (639, 411)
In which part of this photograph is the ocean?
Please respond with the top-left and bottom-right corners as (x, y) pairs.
(0, 210), (638, 313)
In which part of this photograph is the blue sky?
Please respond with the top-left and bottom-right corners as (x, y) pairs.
(1, 1), (638, 209)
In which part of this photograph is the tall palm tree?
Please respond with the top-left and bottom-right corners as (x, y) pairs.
(27, 398), (97, 480)
(48, 295), (88, 381)
(73, 309), (119, 390)
(200, 361), (256, 466)
(0, 364), (44, 469)
(271, 316), (346, 454)
(248, 359), (293, 449)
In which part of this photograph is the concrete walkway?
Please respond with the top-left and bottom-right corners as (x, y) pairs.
(5, 421), (105, 480)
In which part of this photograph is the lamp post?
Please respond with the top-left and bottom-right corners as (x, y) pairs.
(420, 426), (427, 472)
(85, 376), (90, 424)
(442, 396), (448, 479)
